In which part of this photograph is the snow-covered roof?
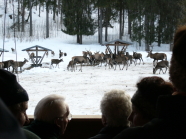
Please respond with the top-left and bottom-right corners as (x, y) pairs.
(102, 39), (133, 46)
(22, 45), (52, 51)
(0, 48), (9, 52)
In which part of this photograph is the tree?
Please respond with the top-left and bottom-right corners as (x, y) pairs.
(62, 0), (96, 44)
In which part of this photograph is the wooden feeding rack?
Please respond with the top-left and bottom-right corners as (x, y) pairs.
(0, 48), (9, 57)
(102, 39), (133, 55)
(22, 45), (52, 67)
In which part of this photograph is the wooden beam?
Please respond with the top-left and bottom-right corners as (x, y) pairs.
(24, 50), (50, 52)
(105, 44), (129, 46)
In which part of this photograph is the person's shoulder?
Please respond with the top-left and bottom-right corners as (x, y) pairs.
(22, 128), (41, 139)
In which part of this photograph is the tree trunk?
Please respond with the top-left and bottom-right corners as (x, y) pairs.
(128, 10), (131, 38)
(99, 8), (103, 44)
(39, 2), (41, 17)
(46, 2), (49, 38)
(21, 0), (25, 32)
(122, 9), (125, 36)
(119, 6), (122, 39)
(18, 0), (20, 31)
(145, 14), (149, 51)
(29, 0), (32, 36)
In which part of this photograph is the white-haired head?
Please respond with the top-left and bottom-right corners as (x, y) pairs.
(100, 90), (132, 127)
(34, 94), (69, 124)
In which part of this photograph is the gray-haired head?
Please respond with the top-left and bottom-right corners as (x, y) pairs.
(100, 89), (132, 127)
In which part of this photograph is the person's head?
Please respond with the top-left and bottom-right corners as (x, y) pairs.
(100, 90), (132, 127)
(0, 69), (29, 126)
(128, 76), (174, 127)
(170, 25), (186, 93)
(34, 94), (70, 135)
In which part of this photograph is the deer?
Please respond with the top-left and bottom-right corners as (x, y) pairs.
(29, 52), (35, 60)
(59, 50), (63, 58)
(2, 60), (14, 71)
(72, 56), (90, 72)
(105, 58), (114, 70)
(153, 60), (169, 74)
(67, 60), (76, 72)
(50, 59), (63, 68)
(51, 51), (55, 57)
(92, 52), (104, 66)
(113, 55), (128, 70)
(125, 52), (133, 66)
(10, 58), (29, 73)
(0, 62), (4, 69)
(133, 51), (144, 66)
(11, 48), (15, 53)
(147, 50), (167, 66)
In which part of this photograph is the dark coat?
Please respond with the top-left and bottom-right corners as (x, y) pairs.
(24, 120), (60, 139)
(113, 95), (186, 139)
(88, 126), (128, 139)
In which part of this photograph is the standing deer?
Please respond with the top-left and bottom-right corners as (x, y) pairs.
(72, 56), (89, 72)
(59, 50), (63, 58)
(113, 55), (128, 70)
(153, 60), (169, 74)
(125, 52), (133, 66)
(2, 60), (14, 71)
(51, 59), (63, 68)
(10, 58), (29, 73)
(133, 51), (144, 66)
(51, 51), (55, 57)
(147, 50), (167, 66)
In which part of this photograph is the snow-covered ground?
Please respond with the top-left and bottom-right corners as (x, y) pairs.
(0, 1), (172, 115)
(0, 37), (171, 115)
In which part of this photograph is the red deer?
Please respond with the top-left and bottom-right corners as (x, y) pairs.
(2, 60), (14, 71)
(72, 56), (89, 72)
(10, 58), (28, 73)
(133, 51), (144, 66)
(51, 59), (63, 68)
(67, 60), (76, 72)
(153, 60), (169, 74)
(125, 52), (133, 66)
(147, 50), (167, 66)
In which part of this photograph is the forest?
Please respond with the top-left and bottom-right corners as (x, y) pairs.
(1, 0), (186, 50)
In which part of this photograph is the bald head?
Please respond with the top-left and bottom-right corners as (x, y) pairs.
(34, 94), (69, 124)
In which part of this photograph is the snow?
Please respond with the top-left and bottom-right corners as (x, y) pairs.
(0, 1), (172, 115)
(0, 38), (172, 115)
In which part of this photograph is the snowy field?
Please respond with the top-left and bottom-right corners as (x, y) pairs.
(0, 1), (172, 115)
(0, 38), (171, 115)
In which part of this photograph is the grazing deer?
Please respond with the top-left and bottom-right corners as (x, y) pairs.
(2, 60), (14, 71)
(133, 51), (144, 66)
(59, 50), (63, 58)
(67, 60), (76, 72)
(147, 50), (167, 66)
(82, 51), (88, 57)
(153, 60), (169, 74)
(51, 59), (63, 68)
(10, 58), (29, 73)
(29, 52), (35, 60)
(11, 48), (15, 53)
(72, 56), (89, 72)
(51, 51), (55, 57)
(0, 62), (4, 69)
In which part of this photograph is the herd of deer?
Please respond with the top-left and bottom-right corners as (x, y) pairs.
(0, 47), (169, 74)
(66, 49), (169, 74)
